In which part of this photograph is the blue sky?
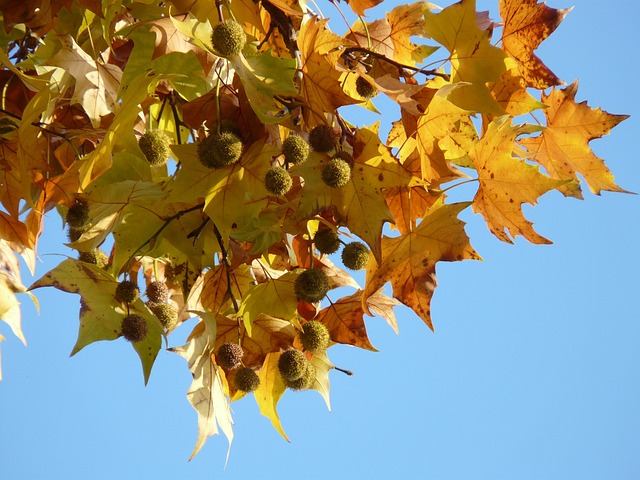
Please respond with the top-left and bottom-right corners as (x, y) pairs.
(1, 0), (639, 479)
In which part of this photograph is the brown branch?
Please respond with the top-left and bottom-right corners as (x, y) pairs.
(341, 47), (450, 81)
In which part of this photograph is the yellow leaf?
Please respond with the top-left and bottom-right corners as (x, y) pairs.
(363, 201), (480, 330)
(309, 349), (333, 410)
(254, 352), (289, 441)
(519, 82), (630, 198)
(424, 0), (507, 114)
(0, 271), (26, 346)
(416, 85), (475, 182)
(500, 0), (570, 89)
(490, 69), (547, 116)
(169, 140), (277, 246)
(471, 117), (568, 244)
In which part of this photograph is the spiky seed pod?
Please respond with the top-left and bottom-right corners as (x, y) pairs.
(314, 228), (340, 255)
(197, 131), (243, 169)
(138, 131), (171, 166)
(264, 166), (293, 196)
(355, 76), (378, 99)
(211, 20), (247, 57)
(78, 249), (108, 268)
(150, 303), (179, 329)
(342, 241), (370, 270)
(234, 367), (260, 392)
(115, 280), (140, 304)
(284, 362), (316, 391)
(278, 349), (309, 381)
(321, 158), (351, 188)
(294, 268), (329, 303)
(308, 125), (337, 153)
(146, 281), (169, 304)
(333, 150), (354, 168)
(216, 342), (244, 370)
(66, 201), (90, 229)
(281, 135), (309, 165)
(121, 314), (147, 343)
(299, 320), (330, 353)
(67, 226), (86, 243)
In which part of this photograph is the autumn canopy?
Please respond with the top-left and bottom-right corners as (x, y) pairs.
(0, 0), (628, 458)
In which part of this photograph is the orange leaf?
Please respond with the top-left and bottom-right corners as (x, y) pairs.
(345, 0), (383, 17)
(519, 82), (630, 198)
(363, 201), (480, 330)
(471, 117), (568, 244)
(500, 0), (570, 89)
(316, 290), (377, 351)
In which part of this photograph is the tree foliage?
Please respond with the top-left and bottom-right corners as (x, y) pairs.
(0, 0), (629, 458)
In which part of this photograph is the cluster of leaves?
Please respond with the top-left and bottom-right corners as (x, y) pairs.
(0, 0), (628, 457)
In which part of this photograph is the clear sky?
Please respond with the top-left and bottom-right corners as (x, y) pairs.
(1, 0), (639, 479)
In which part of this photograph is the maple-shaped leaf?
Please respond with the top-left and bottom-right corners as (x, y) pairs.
(349, 2), (438, 67)
(169, 140), (278, 245)
(424, 0), (507, 114)
(362, 201), (480, 330)
(254, 352), (289, 441)
(29, 258), (163, 384)
(47, 34), (122, 127)
(0, 270), (31, 349)
(298, 17), (359, 125)
(291, 124), (420, 261)
(519, 82), (630, 198)
(471, 117), (569, 244)
(316, 289), (398, 351)
(500, 0), (570, 89)
(171, 313), (234, 460)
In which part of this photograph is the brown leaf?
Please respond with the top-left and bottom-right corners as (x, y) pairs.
(317, 290), (377, 351)
(500, 0), (571, 89)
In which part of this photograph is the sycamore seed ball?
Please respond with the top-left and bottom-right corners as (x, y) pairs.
(66, 201), (90, 229)
(284, 362), (316, 391)
(281, 135), (309, 165)
(322, 158), (351, 188)
(150, 303), (179, 330)
(314, 228), (340, 255)
(264, 166), (293, 196)
(333, 150), (354, 168)
(138, 131), (171, 166)
(308, 125), (337, 153)
(234, 367), (260, 392)
(197, 131), (243, 169)
(211, 20), (247, 57)
(355, 76), (378, 99)
(278, 349), (309, 381)
(121, 314), (147, 343)
(217, 342), (244, 370)
(115, 280), (140, 304)
(78, 249), (108, 268)
(342, 241), (370, 270)
(146, 281), (169, 304)
(67, 226), (85, 243)
(299, 320), (330, 353)
(294, 268), (329, 303)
